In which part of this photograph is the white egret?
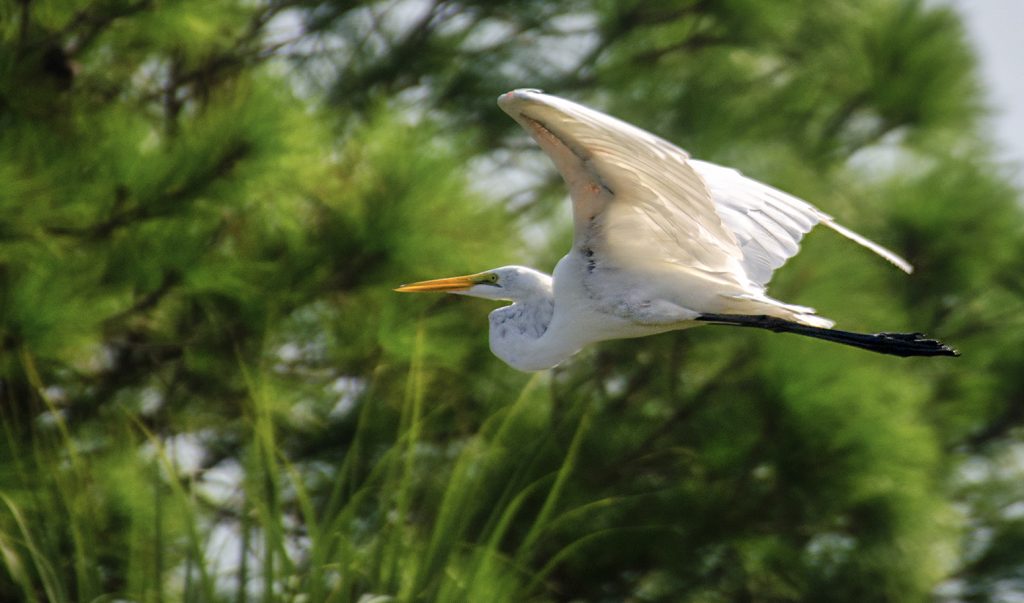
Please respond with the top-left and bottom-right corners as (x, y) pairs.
(396, 89), (957, 371)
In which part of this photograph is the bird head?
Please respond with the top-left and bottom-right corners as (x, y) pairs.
(395, 266), (552, 302)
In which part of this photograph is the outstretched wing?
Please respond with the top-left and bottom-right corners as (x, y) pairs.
(693, 160), (912, 286)
(497, 89), (911, 296)
(499, 90), (750, 290)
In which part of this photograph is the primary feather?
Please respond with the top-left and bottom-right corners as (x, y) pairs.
(693, 160), (913, 287)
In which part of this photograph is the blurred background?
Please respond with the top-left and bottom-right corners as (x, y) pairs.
(1, 0), (1022, 601)
(954, 0), (1024, 187)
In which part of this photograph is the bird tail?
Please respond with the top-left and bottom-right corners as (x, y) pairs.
(695, 313), (959, 357)
(791, 313), (835, 329)
(725, 293), (835, 329)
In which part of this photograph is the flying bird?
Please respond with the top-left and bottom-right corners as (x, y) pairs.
(396, 89), (957, 371)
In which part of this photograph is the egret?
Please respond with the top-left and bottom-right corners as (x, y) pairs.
(396, 89), (957, 371)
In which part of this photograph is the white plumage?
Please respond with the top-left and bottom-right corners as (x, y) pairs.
(693, 159), (913, 286)
(396, 89), (956, 370)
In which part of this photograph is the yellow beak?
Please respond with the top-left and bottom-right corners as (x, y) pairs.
(394, 273), (482, 293)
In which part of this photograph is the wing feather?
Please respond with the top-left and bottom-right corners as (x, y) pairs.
(503, 93), (749, 285)
(692, 160), (912, 284)
(498, 90), (912, 297)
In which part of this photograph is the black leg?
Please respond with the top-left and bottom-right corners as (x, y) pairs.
(695, 314), (959, 357)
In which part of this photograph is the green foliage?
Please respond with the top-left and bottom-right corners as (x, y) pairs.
(0, 0), (1022, 601)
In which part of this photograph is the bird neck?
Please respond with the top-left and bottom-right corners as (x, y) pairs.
(488, 291), (576, 371)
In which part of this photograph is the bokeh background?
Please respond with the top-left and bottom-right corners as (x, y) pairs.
(1, 1), (1023, 601)
(954, 0), (1024, 187)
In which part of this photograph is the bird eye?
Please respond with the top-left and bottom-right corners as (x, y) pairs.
(488, 273), (500, 284)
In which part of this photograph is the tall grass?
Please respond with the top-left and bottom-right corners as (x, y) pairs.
(0, 334), (604, 601)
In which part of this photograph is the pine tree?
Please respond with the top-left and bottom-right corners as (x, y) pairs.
(1, 0), (1022, 601)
